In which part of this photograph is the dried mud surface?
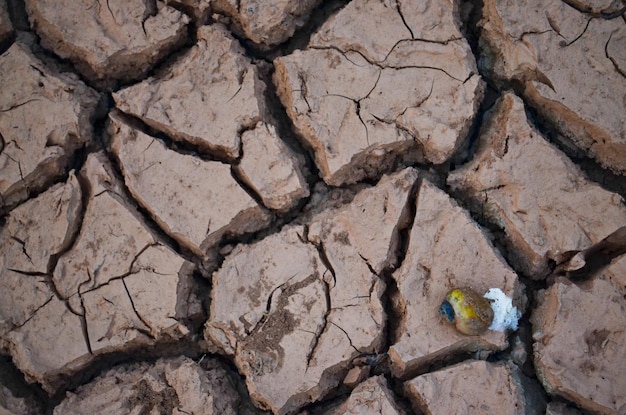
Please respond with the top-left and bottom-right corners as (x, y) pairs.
(1, 0), (625, 414)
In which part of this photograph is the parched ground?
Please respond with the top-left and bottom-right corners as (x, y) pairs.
(1, 0), (625, 414)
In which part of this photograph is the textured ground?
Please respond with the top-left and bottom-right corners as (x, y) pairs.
(0, 0), (625, 414)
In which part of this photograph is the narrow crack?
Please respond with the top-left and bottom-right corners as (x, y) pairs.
(298, 236), (339, 371)
(358, 69), (382, 147)
(28, 63), (47, 78)
(558, 17), (592, 47)
(604, 31), (626, 78)
(395, 0), (415, 39)
(107, 109), (231, 164)
(0, 98), (42, 113)
(229, 152), (272, 210)
(247, 273), (300, 336)
(9, 235), (34, 265)
(330, 321), (363, 354)
(127, 242), (163, 274)
(310, 45), (375, 67)
(371, 78), (434, 136)
(313, 240), (337, 289)
(305, 268), (332, 371)
(379, 177), (420, 349)
(546, 15), (567, 41)
(386, 63), (466, 82)
(78, 291), (94, 355)
(77, 242), (158, 296)
(355, 101), (370, 147)
(121, 277), (157, 340)
(10, 297), (54, 331)
(47, 163), (90, 277)
(503, 133), (510, 156)
(297, 72), (313, 113)
(310, 44), (467, 82)
(359, 253), (378, 277)
(519, 29), (554, 42)
(102, 0), (118, 25)
(140, 0), (158, 38)
(101, 140), (199, 264)
(5, 268), (46, 276)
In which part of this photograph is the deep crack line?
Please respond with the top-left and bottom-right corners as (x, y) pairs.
(395, 0), (415, 39)
(10, 297), (54, 331)
(558, 17), (592, 47)
(121, 277), (156, 339)
(305, 269), (332, 371)
(78, 291), (94, 355)
(330, 321), (364, 355)
(0, 98), (42, 113)
(247, 272), (300, 336)
(605, 31), (626, 78)
(9, 235), (34, 265)
(311, 41), (470, 82)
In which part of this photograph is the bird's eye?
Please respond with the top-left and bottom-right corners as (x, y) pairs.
(439, 301), (455, 322)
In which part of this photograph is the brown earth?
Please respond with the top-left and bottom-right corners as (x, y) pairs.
(1, 0), (625, 414)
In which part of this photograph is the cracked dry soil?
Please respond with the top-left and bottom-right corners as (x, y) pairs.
(1, 0), (625, 414)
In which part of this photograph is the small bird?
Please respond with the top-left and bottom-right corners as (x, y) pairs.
(439, 287), (494, 335)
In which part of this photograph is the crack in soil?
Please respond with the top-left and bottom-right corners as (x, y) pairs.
(395, 0), (415, 39)
(121, 277), (157, 340)
(605, 30), (626, 78)
(305, 267), (332, 371)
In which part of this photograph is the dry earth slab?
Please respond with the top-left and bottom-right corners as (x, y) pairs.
(235, 121), (309, 212)
(113, 24), (271, 160)
(0, 173), (89, 394)
(448, 92), (626, 278)
(404, 360), (546, 414)
(389, 178), (523, 378)
(532, 255), (626, 415)
(0, 175), (82, 349)
(53, 356), (246, 415)
(112, 24), (310, 212)
(25, 0), (189, 89)
(0, 41), (100, 214)
(325, 375), (407, 415)
(274, 0), (484, 186)
(211, 0), (322, 48)
(480, 0), (626, 174)
(107, 111), (272, 259)
(1, 152), (203, 393)
(205, 168), (417, 414)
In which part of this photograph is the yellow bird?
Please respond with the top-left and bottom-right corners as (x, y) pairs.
(439, 288), (494, 335)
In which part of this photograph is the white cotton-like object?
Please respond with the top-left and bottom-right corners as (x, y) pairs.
(483, 288), (521, 331)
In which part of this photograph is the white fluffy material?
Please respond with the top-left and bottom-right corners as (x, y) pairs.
(484, 288), (521, 332)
